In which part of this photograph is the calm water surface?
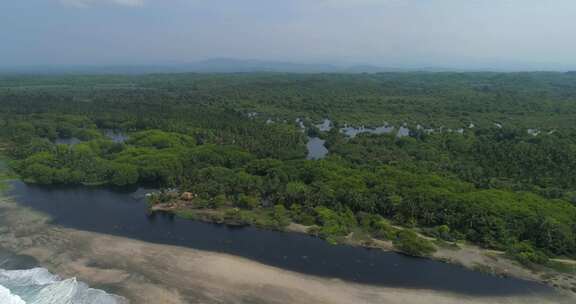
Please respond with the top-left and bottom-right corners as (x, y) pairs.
(104, 130), (129, 143)
(6, 181), (555, 297)
(340, 125), (395, 137)
(315, 119), (333, 132)
(306, 137), (329, 160)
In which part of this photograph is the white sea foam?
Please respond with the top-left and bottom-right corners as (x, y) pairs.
(0, 268), (127, 304)
(0, 268), (58, 286)
(0, 285), (26, 304)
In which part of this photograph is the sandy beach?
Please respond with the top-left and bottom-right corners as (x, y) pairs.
(0, 197), (574, 304)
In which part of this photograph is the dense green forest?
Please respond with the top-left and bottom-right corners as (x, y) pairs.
(1, 72), (576, 261)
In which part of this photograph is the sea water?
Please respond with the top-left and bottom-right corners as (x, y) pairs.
(0, 268), (126, 304)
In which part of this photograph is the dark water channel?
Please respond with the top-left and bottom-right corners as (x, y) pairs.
(6, 181), (555, 297)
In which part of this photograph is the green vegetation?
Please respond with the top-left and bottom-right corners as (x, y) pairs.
(0, 169), (9, 193)
(0, 152), (14, 193)
(2, 72), (576, 262)
(393, 230), (437, 257)
(506, 241), (549, 266)
(174, 206), (292, 230)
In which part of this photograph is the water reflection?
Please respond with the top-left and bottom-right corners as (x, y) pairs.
(104, 130), (129, 143)
(306, 137), (328, 160)
(396, 126), (410, 138)
(340, 125), (395, 138)
(315, 119), (333, 132)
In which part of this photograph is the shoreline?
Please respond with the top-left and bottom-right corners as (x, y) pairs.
(152, 204), (576, 294)
(0, 196), (574, 304)
(2, 173), (575, 301)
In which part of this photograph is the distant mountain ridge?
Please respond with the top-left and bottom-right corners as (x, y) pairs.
(0, 59), (414, 75)
(2, 59), (574, 75)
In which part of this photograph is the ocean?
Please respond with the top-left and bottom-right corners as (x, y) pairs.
(0, 250), (126, 304)
(0, 268), (127, 304)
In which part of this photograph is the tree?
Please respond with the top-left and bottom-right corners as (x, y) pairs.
(23, 163), (55, 184)
(272, 204), (291, 228)
(110, 163), (139, 186)
(285, 181), (310, 203)
(238, 194), (259, 209)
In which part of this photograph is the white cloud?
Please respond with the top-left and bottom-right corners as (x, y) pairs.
(60, 0), (144, 8)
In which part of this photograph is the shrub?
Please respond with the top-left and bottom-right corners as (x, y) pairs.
(213, 194), (229, 208)
(424, 225), (463, 242)
(315, 207), (355, 239)
(224, 208), (241, 221)
(175, 209), (199, 220)
(237, 194), (260, 209)
(507, 242), (549, 265)
(272, 204), (291, 228)
(290, 203), (316, 225)
(393, 230), (436, 257)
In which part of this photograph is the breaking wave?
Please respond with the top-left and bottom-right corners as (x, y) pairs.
(0, 268), (127, 304)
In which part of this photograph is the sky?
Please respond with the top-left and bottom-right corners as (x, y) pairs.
(1, 0), (576, 70)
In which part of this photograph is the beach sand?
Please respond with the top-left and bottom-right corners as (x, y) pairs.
(0, 197), (574, 304)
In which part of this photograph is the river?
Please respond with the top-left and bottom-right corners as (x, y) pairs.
(4, 180), (558, 299)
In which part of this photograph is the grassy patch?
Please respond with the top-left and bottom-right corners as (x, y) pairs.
(0, 181), (8, 193)
(433, 239), (460, 250)
(347, 227), (372, 243)
(0, 155), (14, 193)
(546, 261), (576, 274)
(173, 209), (202, 221)
(172, 206), (291, 231)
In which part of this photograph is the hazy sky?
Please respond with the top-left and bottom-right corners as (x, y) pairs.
(1, 0), (576, 70)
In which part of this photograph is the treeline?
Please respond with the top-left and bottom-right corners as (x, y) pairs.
(3, 72), (576, 128)
(325, 127), (576, 200)
(178, 157), (576, 257)
(6, 124), (576, 258)
(1, 72), (576, 261)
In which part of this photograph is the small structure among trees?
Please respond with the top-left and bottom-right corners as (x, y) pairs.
(181, 192), (195, 201)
